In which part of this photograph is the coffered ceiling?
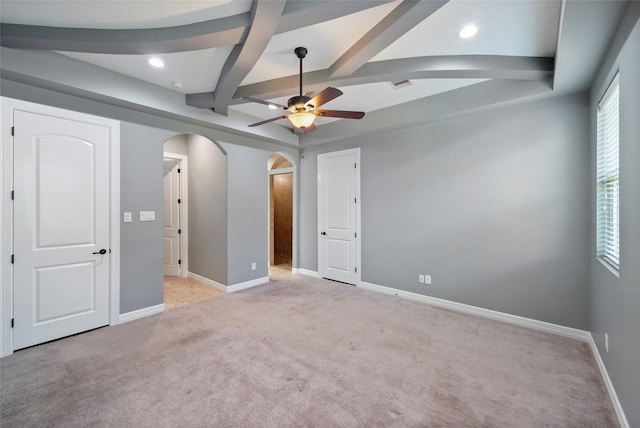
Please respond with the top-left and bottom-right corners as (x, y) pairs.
(0, 1), (630, 147)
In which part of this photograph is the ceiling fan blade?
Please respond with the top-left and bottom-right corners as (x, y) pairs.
(242, 97), (287, 110)
(316, 110), (365, 119)
(293, 123), (317, 135)
(248, 115), (288, 127)
(306, 87), (343, 109)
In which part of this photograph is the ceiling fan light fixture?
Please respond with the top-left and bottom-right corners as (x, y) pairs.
(246, 47), (364, 130)
(289, 111), (316, 129)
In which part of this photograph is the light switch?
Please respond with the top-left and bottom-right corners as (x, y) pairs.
(139, 211), (156, 221)
(123, 212), (132, 223)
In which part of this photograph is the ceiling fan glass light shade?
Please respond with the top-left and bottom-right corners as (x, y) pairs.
(289, 111), (315, 128)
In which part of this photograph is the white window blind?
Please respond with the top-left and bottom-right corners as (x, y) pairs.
(596, 73), (620, 269)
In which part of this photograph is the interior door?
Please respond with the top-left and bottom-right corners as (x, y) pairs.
(318, 149), (359, 284)
(13, 109), (111, 350)
(163, 158), (181, 277)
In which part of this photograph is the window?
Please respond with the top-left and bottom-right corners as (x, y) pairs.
(596, 73), (620, 270)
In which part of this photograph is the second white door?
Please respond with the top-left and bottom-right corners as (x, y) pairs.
(318, 148), (360, 284)
(163, 158), (181, 277)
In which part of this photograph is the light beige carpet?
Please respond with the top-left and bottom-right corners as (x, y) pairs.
(0, 275), (617, 427)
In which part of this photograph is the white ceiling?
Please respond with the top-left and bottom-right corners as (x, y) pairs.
(372, 1), (561, 60)
(58, 47), (235, 94)
(0, 0), (629, 146)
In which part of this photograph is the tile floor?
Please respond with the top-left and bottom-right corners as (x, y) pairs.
(269, 255), (292, 280)
(163, 276), (224, 310)
(164, 258), (292, 309)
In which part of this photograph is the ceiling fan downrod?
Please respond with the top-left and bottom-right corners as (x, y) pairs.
(295, 46), (307, 97)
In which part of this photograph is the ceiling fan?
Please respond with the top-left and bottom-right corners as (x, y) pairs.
(244, 47), (365, 132)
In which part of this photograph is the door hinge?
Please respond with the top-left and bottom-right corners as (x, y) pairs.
(178, 259), (182, 265)
(354, 197), (357, 203)
(354, 163), (357, 169)
(11, 318), (14, 328)
(11, 254), (14, 264)
(11, 190), (14, 200)
(177, 198), (181, 204)
(355, 232), (357, 238)
(355, 267), (358, 273)
(11, 126), (15, 136)
(177, 168), (181, 173)
(178, 229), (181, 234)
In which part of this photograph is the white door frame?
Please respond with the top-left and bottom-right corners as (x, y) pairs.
(163, 152), (189, 277)
(1, 97), (120, 357)
(267, 152), (298, 272)
(317, 148), (361, 285)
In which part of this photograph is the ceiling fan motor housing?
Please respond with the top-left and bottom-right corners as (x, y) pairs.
(287, 95), (312, 112)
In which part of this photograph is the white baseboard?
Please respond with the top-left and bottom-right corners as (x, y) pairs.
(118, 303), (165, 324)
(295, 268), (322, 278)
(187, 271), (226, 293)
(187, 272), (268, 294)
(227, 276), (269, 293)
(588, 334), (629, 428)
(358, 281), (591, 342)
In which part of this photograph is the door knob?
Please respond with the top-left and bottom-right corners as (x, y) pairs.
(92, 249), (107, 255)
(321, 232), (327, 235)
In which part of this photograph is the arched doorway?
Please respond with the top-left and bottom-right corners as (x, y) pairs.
(268, 153), (295, 280)
(162, 133), (227, 309)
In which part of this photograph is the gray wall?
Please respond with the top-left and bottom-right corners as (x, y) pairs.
(300, 93), (591, 329)
(589, 3), (640, 425)
(222, 142), (272, 285)
(120, 122), (175, 313)
(187, 134), (228, 285)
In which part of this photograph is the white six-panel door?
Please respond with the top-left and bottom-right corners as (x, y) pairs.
(163, 158), (181, 277)
(13, 109), (111, 350)
(318, 148), (360, 285)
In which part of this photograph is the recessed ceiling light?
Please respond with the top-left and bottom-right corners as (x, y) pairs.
(458, 24), (478, 39)
(148, 57), (164, 68)
(172, 81), (184, 88)
(268, 104), (278, 110)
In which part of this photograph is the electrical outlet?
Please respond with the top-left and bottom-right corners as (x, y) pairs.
(418, 274), (425, 283)
(605, 333), (609, 352)
(424, 275), (431, 285)
(123, 212), (132, 223)
(251, 262), (256, 271)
